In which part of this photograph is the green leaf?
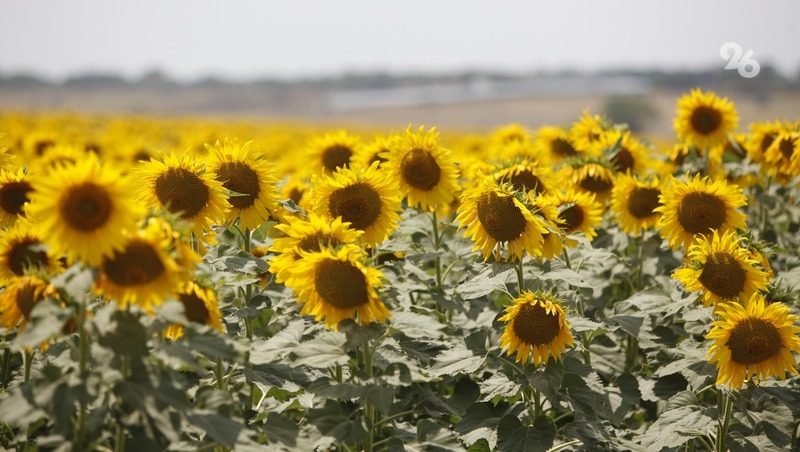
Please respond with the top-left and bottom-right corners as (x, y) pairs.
(292, 332), (349, 368)
(187, 412), (244, 447)
(605, 315), (644, 338)
(456, 267), (513, 300)
(430, 344), (484, 376)
(263, 412), (299, 446)
(390, 311), (446, 339)
(497, 415), (555, 452)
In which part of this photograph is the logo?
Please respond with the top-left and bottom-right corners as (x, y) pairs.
(720, 42), (760, 78)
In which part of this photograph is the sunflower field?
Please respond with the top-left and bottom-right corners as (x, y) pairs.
(0, 89), (799, 452)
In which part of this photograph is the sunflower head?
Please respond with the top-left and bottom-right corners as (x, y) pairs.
(762, 131), (800, 178)
(164, 282), (224, 340)
(0, 221), (61, 283)
(598, 130), (651, 174)
(535, 126), (581, 162)
(490, 124), (533, 147)
(747, 121), (787, 162)
(307, 130), (362, 174)
(499, 291), (574, 365)
(707, 293), (800, 389)
(354, 134), (399, 170)
(546, 189), (604, 246)
(611, 174), (662, 236)
(493, 159), (555, 195)
(674, 89), (739, 150)
(0, 275), (58, 330)
(569, 161), (616, 202)
(0, 169), (34, 227)
(527, 194), (565, 259)
(570, 111), (607, 154)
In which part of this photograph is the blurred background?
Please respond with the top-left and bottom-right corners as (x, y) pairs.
(1, 0), (799, 134)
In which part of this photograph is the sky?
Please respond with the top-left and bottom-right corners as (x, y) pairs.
(1, 0), (798, 82)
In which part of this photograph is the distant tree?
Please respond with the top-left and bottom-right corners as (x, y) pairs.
(602, 95), (658, 132)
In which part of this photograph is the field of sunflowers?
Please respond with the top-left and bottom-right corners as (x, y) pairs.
(0, 88), (799, 452)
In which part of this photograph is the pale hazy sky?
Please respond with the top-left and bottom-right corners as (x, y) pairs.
(1, 0), (798, 81)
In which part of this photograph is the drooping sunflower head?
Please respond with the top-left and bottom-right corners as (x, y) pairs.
(707, 293), (800, 389)
(26, 155), (143, 266)
(164, 281), (224, 340)
(206, 140), (278, 229)
(455, 177), (548, 261)
(137, 153), (228, 234)
(493, 159), (555, 196)
(674, 89), (739, 150)
(673, 230), (769, 307)
(654, 175), (747, 250)
(307, 130), (362, 174)
(354, 134), (399, 170)
(0, 275), (57, 330)
(569, 161), (616, 202)
(95, 218), (194, 311)
(311, 163), (401, 246)
(535, 126), (581, 162)
(0, 168), (34, 227)
(0, 221), (61, 283)
(384, 126), (460, 213)
(285, 245), (389, 330)
(611, 174), (663, 236)
(547, 189), (604, 246)
(269, 213), (363, 283)
(499, 291), (574, 365)
(527, 194), (565, 259)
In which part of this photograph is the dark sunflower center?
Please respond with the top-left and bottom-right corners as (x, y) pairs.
(34, 140), (54, 156)
(559, 205), (584, 233)
(552, 138), (577, 157)
(727, 318), (782, 365)
(677, 192), (727, 234)
(322, 145), (353, 172)
(0, 181), (33, 216)
(298, 232), (341, 253)
(578, 174), (613, 194)
(154, 168), (210, 219)
(134, 149), (151, 162)
(369, 150), (389, 166)
(760, 134), (776, 153)
(476, 192), (527, 242)
(216, 161), (260, 209)
(178, 292), (211, 324)
(778, 137), (796, 160)
(15, 282), (40, 320)
(611, 148), (634, 173)
(288, 187), (304, 204)
(8, 238), (49, 276)
(627, 187), (661, 219)
(102, 241), (166, 286)
(61, 183), (113, 232)
(84, 143), (102, 155)
(690, 106), (722, 135)
(314, 259), (369, 309)
(401, 148), (441, 190)
(503, 170), (543, 194)
(328, 182), (382, 231)
(512, 302), (562, 346)
(698, 252), (746, 299)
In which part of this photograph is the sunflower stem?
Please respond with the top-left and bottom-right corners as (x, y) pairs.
(561, 248), (572, 270)
(22, 349), (33, 383)
(635, 233), (645, 290)
(215, 356), (226, 390)
(430, 211), (443, 290)
(114, 420), (126, 452)
(362, 340), (375, 452)
(715, 390), (733, 452)
(73, 296), (91, 452)
(0, 346), (10, 388)
(515, 258), (525, 294)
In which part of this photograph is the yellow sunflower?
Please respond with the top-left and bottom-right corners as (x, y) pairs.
(535, 126), (581, 162)
(456, 177), (548, 261)
(311, 163), (401, 246)
(597, 130), (651, 174)
(383, 126), (460, 213)
(164, 282), (224, 340)
(280, 176), (311, 210)
(673, 230), (768, 307)
(570, 162), (616, 202)
(306, 130), (362, 174)
(547, 189), (604, 245)
(707, 293), (800, 389)
(269, 213), (363, 283)
(0, 221), (61, 283)
(570, 110), (607, 154)
(654, 175), (747, 250)
(526, 194), (565, 259)
(207, 141), (278, 229)
(499, 291), (574, 365)
(354, 134), (399, 170)
(29, 144), (86, 176)
(610, 174), (662, 236)
(285, 245), (389, 330)
(747, 121), (786, 162)
(137, 153), (228, 234)
(0, 168), (34, 227)
(490, 124), (533, 147)
(0, 276), (57, 330)
(493, 159), (556, 195)
(674, 89), (739, 150)
(95, 218), (195, 311)
(762, 131), (799, 178)
(26, 156), (142, 266)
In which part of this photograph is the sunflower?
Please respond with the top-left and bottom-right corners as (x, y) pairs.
(95, 218), (194, 311)
(673, 230), (768, 307)
(499, 291), (574, 365)
(280, 176), (311, 209)
(707, 293), (800, 389)
(535, 126), (580, 162)
(456, 177), (548, 261)
(311, 163), (401, 246)
(762, 131), (799, 178)
(0, 276), (57, 330)
(269, 214), (363, 283)
(655, 175), (747, 250)
(306, 130), (362, 174)
(354, 134), (399, 170)
(747, 121), (786, 162)
(490, 124), (533, 147)
(674, 89), (739, 150)
(285, 245), (389, 330)
(570, 111), (607, 154)
(0, 221), (60, 283)
(383, 127), (460, 212)
(527, 194), (565, 259)
(493, 159), (556, 195)
(547, 189), (604, 245)
(164, 282), (224, 340)
(598, 130), (651, 174)
(0, 169), (34, 227)
(26, 156), (142, 266)
(570, 162), (616, 202)
(29, 144), (86, 176)
(611, 174), (662, 235)
(137, 153), (228, 233)
(207, 141), (278, 229)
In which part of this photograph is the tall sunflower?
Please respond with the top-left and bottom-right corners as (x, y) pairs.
(0, 275), (57, 330)
(655, 175), (747, 250)
(137, 153), (228, 234)
(570, 162), (616, 202)
(674, 89), (739, 150)
(0, 169), (33, 227)
(207, 141), (278, 229)
(164, 282), (224, 340)
(306, 130), (362, 174)
(707, 293), (800, 389)
(0, 221), (60, 283)
(26, 156), (142, 266)
(456, 177), (548, 261)
(311, 163), (401, 246)
(611, 174), (662, 236)
(499, 291), (574, 365)
(546, 189), (604, 245)
(269, 214), (363, 283)
(383, 127), (460, 213)
(285, 245), (389, 330)
(673, 230), (769, 307)
(493, 159), (555, 195)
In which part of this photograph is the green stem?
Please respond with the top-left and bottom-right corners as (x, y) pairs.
(716, 391), (733, 452)
(547, 439), (582, 452)
(363, 341), (375, 452)
(562, 248), (571, 270)
(515, 258), (525, 294)
(23, 349), (33, 383)
(624, 334), (638, 372)
(635, 233), (645, 290)
(696, 435), (714, 452)
(73, 297), (90, 452)
(114, 420), (125, 452)
(375, 409), (415, 427)
(0, 347), (10, 388)
(431, 212), (443, 290)
(215, 356), (226, 390)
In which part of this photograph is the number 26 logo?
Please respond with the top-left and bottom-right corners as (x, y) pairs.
(720, 42), (760, 79)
